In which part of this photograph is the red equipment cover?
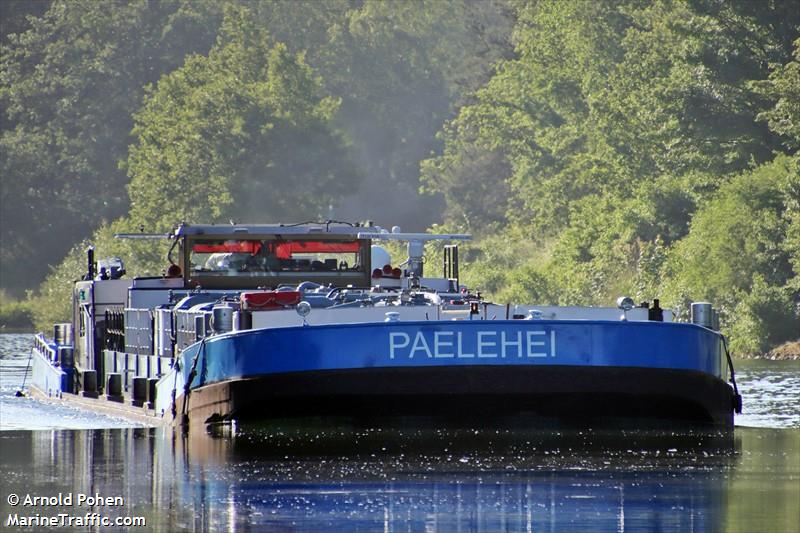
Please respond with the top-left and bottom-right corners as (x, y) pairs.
(240, 291), (301, 310)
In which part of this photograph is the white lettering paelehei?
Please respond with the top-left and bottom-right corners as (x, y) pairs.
(388, 329), (556, 360)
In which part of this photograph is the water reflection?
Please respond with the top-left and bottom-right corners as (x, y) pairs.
(6, 425), (786, 533)
(187, 425), (740, 532)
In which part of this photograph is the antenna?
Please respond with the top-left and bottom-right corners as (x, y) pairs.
(114, 233), (171, 239)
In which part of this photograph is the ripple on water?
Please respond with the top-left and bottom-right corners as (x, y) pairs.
(734, 359), (800, 429)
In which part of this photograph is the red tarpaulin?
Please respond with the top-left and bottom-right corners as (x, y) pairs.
(192, 241), (358, 258)
(193, 241), (262, 254)
(274, 241), (359, 259)
(240, 291), (302, 310)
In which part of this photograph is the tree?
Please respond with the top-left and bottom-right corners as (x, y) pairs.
(238, 0), (514, 230)
(0, 0), (222, 296)
(29, 4), (360, 328)
(663, 155), (798, 353)
(123, 5), (357, 230)
(0, 0), (50, 43)
(756, 38), (800, 149)
(424, 0), (798, 238)
(418, 0), (798, 355)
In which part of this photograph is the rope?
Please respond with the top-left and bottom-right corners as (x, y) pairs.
(180, 337), (207, 424)
(721, 335), (742, 414)
(170, 358), (181, 419)
(15, 346), (35, 397)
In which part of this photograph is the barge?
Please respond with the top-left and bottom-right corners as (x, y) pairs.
(27, 221), (742, 428)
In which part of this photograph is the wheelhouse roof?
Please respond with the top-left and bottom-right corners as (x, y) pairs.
(173, 222), (374, 238)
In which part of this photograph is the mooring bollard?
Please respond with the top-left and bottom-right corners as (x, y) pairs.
(147, 378), (159, 410)
(82, 370), (98, 398)
(131, 377), (147, 407)
(106, 373), (123, 403)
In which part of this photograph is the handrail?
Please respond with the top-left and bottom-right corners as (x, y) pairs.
(30, 334), (66, 397)
(33, 333), (57, 361)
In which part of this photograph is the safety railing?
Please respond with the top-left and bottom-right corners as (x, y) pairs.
(31, 333), (66, 397)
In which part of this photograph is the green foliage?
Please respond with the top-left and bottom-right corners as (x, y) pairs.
(665, 156), (795, 304)
(28, 240), (88, 330)
(315, 0), (514, 229)
(727, 276), (800, 356)
(0, 0), (50, 43)
(661, 155), (799, 353)
(1, 0), (222, 296)
(783, 164), (800, 286)
(423, 0), (797, 237)
(755, 38), (800, 148)
(28, 219), (174, 330)
(0, 290), (34, 329)
(2, 0), (514, 297)
(499, 265), (559, 306)
(124, 5), (355, 230)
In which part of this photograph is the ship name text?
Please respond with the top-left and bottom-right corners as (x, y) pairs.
(388, 329), (556, 360)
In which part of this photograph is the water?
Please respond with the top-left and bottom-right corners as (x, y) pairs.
(0, 334), (143, 430)
(0, 333), (798, 532)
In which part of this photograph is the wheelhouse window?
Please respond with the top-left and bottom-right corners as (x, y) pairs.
(188, 238), (365, 276)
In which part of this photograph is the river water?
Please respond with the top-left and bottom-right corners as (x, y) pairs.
(0, 333), (797, 532)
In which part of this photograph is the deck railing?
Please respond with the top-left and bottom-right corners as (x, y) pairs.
(31, 333), (66, 397)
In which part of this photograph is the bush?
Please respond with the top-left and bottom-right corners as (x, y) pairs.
(0, 291), (34, 330)
(664, 156), (799, 352)
(727, 276), (800, 356)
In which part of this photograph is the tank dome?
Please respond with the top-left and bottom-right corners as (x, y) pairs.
(371, 245), (391, 269)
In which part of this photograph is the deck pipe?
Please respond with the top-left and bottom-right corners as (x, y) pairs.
(194, 315), (205, 341)
(85, 246), (95, 280)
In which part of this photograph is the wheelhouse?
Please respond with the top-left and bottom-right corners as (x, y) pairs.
(171, 223), (373, 290)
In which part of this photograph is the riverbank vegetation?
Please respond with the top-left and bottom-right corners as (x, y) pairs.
(0, 290), (33, 330)
(1, 1), (797, 356)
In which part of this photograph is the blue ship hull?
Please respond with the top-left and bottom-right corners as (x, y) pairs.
(174, 320), (737, 427)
